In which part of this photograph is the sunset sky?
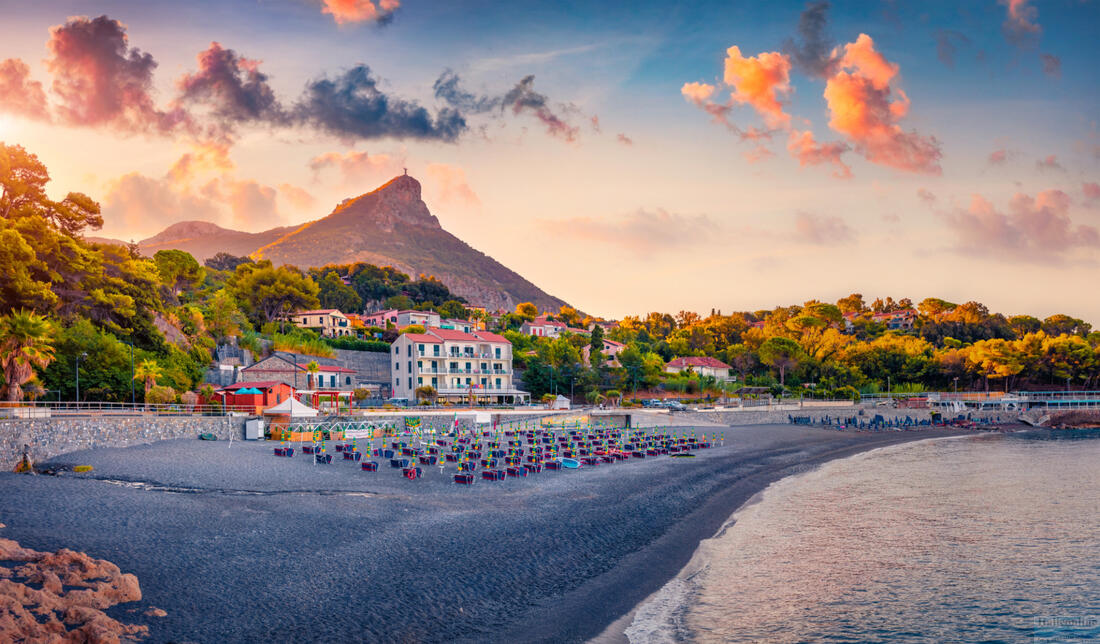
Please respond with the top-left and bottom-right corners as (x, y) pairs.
(2, 0), (1099, 321)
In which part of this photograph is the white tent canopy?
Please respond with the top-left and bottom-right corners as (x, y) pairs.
(264, 397), (319, 417)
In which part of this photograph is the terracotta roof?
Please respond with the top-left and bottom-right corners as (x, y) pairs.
(403, 333), (443, 343)
(293, 309), (343, 316)
(471, 331), (511, 344)
(426, 328), (482, 342)
(666, 356), (732, 369)
(602, 339), (626, 348)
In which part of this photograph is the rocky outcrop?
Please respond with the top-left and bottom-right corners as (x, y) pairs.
(0, 535), (150, 642)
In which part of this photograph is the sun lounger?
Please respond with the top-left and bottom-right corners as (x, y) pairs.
(273, 447), (294, 457)
(454, 473), (475, 485)
(402, 466), (423, 480)
(481, 469), (506, 481)
(390, 458), (410, 468)
(315, 453), (333, 464)
(362, 461), (379, 472)
(418, 455), (438, 466)
(525, 463), (542, 474)
(506, 466), (528, 478)
(343, 451), (362, 461)
(545, 461), (562, 470)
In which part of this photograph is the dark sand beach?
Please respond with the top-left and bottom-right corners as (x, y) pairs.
(0, 424), (976, 643)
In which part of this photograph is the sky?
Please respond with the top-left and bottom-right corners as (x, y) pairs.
(1, 0), (1099, 322)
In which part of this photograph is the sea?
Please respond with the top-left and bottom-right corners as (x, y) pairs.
(623, 430), (1100, 643)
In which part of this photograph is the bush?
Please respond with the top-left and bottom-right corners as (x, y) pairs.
(324, 336), (390, 353)
(271, 332), (335, 358)
(145, 385), (178, 405)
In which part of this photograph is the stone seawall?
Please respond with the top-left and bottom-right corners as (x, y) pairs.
(1, 416), (248, 471)
(676, 406), (1011, 426)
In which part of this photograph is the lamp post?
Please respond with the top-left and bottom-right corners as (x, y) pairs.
(75, 352), (87, 409)
(953, 377), (959, 398)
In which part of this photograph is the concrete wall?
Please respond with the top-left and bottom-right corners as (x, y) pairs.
(1, 416), (248, 471)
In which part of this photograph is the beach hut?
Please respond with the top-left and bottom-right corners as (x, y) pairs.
(264, 397), (320, 441)
(549, 395), (571, 410)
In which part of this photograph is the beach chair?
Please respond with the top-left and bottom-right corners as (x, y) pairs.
(343, 451), (362, 462)
(402, 466), (423, 480)
(445, 454), (459, 463)
(600, 455), (614, 464)
(302, 445), (316, 454)
(382, 449), (395, 459)
(362, 461), (379, 472)
(315, 453), (333, 464)
(581, 456), (600, 466)
(390, 458), (410, 468)
(525, 463), (542, 474)
(418, 455), (438, 466)
(481, 469), (506, 481)
(506, 466), (528, 478)
(454, 473), (475, 485)
(545, 461), (562, 470)
(632, 451), (646, 459)
(334, 444), (344, 452)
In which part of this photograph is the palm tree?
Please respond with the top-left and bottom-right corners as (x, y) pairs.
(306, 360), (320, 389)
(0, 310), (56, 403)
(133, 359), (162, 395)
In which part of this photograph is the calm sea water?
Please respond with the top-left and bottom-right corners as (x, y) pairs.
(625, 431), (1100, 643)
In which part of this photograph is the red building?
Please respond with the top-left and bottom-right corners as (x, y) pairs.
(217, 381), (296, 414)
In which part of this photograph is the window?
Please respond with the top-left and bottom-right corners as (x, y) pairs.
(417, 377), (422, 385)
(408, 377), (412, 389)
(345, 376), (351, 385)
(496, 378), (501, 389)
(433, 345), (440, 356)
(395, 362), (400, 372)
(417, 361), (422, 370)
(330, 375), (336, 388)
(465, 362), (471, 371)
(394, 345), (398, 355)
(418, 344), (424, 354)
(407, 345), (412, 357)
(431, 377), (437, 386)
(495, 348), (501, 359)
(407, 361), (412, 373)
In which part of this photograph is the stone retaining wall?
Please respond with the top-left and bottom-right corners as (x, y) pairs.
(1, 416), (248, 470)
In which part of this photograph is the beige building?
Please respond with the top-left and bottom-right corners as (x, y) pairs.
(288, 309), (351, 337)
(390, 328), (529, 404)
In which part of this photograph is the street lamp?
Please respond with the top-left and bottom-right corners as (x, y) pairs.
(75, 352), (87, 409)
(953, 377), (959, 397)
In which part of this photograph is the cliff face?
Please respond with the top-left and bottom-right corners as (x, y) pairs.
(140, 174), (566, 311)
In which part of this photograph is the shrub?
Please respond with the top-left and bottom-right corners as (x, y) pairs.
(145, 385), (178, 405)
(324, 336), (390, 353)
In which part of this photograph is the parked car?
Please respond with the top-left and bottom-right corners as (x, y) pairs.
(665, 401), (687, 411)
(642, 399), (662, 408)
(385, 397), (410, 407)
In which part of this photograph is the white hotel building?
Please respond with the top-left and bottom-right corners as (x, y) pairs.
(390, 328), (530, 405)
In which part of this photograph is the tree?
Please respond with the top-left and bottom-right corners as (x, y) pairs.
(585, 388), (605, 405)
(305, 360), (320, 389)
(414, 385), (436, 404)
(315, 270), (362, 312)
(605, 389), (622, 406)
(516, 302), (538, 321)
(1, 143), (103, 235)
(836, 293), (866, 314)
(758, 337), (803, 386)
(559, 305), (581, 327)
(725, 344), (756, 381)
(0, 310), (55, 402)
(133, 359), (162, 395)
(154, 250), (205, 298)
(438, 300), (469, 320)
(205, 289), (248, 339)
(204, 253), (252, 272)
(145, 385), (177, 405)
(589, 325), (605, 367)
(1042, 314), (1091, 338)
(229, 260), (320, 326)
(1008, 315), (1042, 338)
(0, 226), (57, 313)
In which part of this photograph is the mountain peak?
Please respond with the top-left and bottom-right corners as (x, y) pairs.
(332, 172), (438, 230)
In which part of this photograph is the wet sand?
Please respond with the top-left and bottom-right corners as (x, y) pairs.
(0, 425), (975, 643)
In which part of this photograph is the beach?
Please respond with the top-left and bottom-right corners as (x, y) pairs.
(0, 424), (976, 643)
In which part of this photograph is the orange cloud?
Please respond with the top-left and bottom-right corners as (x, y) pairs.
(308, 149), (403, 187)
(939, 189), (1098, 260)
(320, 0), (400, 24)
(680, 82), (716, 105)
(278, 183), (316, 211)
(822, 34), (941, 174)
(787, 129), (851, 178)
(166, 141), (234, 185)
(45, 15), (189, 134)
(425, 163), (480, 207)
(203, 178), (282, 230)
(1084, 182), (1100, 203)
(723, 46), (792, 129)
(0, 59), (49, 121)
